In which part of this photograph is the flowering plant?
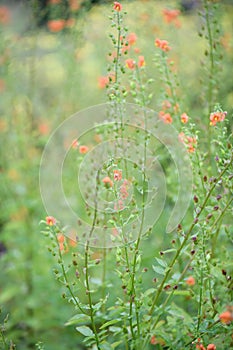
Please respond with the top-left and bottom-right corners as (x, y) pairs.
(40, 2), (233, 350)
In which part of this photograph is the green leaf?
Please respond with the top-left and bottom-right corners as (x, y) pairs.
(154, 320), (165, 329)
(100, 319), (120, 329)
(152, 265), (165, 275)
(112, 341), (123, 348)
(172, 290), (191, 296)
(65, 313), (90, 326)
(163, 248), (177, 254)
(109, 326), (122, 333)
(99, 343), (112, 350)
(155, 257), (168, 268)
(168, 303), (193, 324)
(76, 326), (94, 337)
(144, 288), (156, 297)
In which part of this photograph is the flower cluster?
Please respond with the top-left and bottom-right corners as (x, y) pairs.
(179, 132), (197, 153)
(209, 110), (227, 126)
(162, 8), (181, 27)
(155, 38), (171, 52)
(113, 1), (122, 12)
(125, 56), (145, 69)
(46, 216), (56, 226)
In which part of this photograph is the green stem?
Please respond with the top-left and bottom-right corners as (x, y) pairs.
(55, 235), (86, 315)
(204, 0), (214, 116)
(211, 195), (233, 256)
(197, 261), (204, 333)
(114, 12), (121, 85)
(185, 320), (220, 346)
(162, 52), (178, 110)
(84, 171), (101, 349)
(0, 327), (8, 350)
(149, 153), (232, 316)
(128, 68), (148, 346)
(203, 0), (215, 158)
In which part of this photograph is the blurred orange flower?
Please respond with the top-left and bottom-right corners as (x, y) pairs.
(207, 344), (216, 350)
(46, 216), (56, 226)
(155, 38), (171, 52)
(163, 113), (172, 124)
(113, 2), (122, 11)
(69, 0), (80, 11)
(79, 145), (89, 154)
(210, 110), (226, 126)
(57, 233), (65, 243)
(38, 122), (50, 135)
(186, 276), (195, 286)
(98, 76), (109, 89)
(127, 32), (137, 46)
(181, 113), (189, 124)
(47, 19), (66, 32)
(0, 6), (11, 25)
(102, 176), (113, 188)
(113, 169), (122, 181)
(138, 55), (146, 68)
(71, 138), (79, 149)
(162, 8), (181, 27)
(219, 310), (233, 324)
(125, 58), (135, 69)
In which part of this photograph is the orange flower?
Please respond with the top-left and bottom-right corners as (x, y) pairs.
(79, 145), (89, 154)
(162, 100), (171, 110)
(71, 138), (79, 149)
(38, 122), (50, 135)
(162, 8), (181, 27)
(186, 276), (195, 286)
(150, 335), (156, 345)
(113, 2), (122, 11)
(69, 238), (77, 247)
(113, 169), (122, 181)
(186, 136), (197, 153)
(138, 55), (146, 68)
(47, 19), (66, 32)
(46, 216), (56, 226)
(134, 47), (140, 54)
(210, 111), (227, 126)
(125, 58), (136, 69)
(69, 0), (80, 11)
(155, 38), (171, 52)
(57, 233), (65, 243)
(219, 310), (233, 324)
(0, 6), (11, 25)
(98, 76), (109, 89)
(162, 113), (173, 124)
(179, 133), (197, 153)
(196, 345), (206, 350)
(102, 176), (113, 188)
(207, 344), (216, 350)
(181, 113), (189, 124)
(127, 32), (137, 46)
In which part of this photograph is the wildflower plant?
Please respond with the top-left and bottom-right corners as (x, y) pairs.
(39, 2), (232, 350)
